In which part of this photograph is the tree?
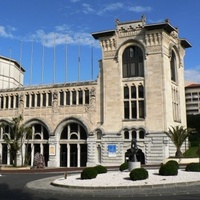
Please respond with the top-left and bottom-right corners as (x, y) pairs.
(0, 115), (32, 167)
(165, 126), (192, 158)
(187, 114), (200, 147)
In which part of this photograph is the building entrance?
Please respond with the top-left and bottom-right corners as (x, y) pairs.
(60, 122), (87, 167)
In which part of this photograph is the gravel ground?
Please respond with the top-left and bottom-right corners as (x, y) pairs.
(52, 169), (200, 188)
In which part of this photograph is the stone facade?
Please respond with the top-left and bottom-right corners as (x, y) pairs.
(0, 17), (191, 167)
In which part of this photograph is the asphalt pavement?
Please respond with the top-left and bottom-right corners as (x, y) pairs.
(1, 166), (200, 199)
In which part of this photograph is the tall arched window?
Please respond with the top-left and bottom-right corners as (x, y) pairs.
(170, 51), (177, 82)
(122, 46), (144, 78)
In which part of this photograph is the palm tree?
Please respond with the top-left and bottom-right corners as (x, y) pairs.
(1, 115), (32, 166)
(165, 126), (192, 158)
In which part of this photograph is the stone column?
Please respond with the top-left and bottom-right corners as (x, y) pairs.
(67, 143), (70, 167)
(77, 143), (80, 167)
(48, 136), (57, 167)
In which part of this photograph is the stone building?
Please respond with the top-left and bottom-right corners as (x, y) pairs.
(0, 17), (191, 167)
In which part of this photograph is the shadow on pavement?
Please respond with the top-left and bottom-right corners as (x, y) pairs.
(0, 183), (57, 200)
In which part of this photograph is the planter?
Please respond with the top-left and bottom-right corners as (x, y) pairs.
(128, 161), (141, 171)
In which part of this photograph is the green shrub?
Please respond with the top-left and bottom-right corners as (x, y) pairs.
(81, 167), (98, 179)
(185, 163), (200, 172)
(159, 163), (178, 176)
(119, 162), (128, 171)
(166, 160), (179, 169)
(129, 168), (148, 181)
(94, 165), (107, 174)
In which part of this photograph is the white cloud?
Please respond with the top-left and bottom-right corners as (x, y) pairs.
(0, 25), (14, 38)
(82, 3), (95, 14)
(97, 2), (124, 15)
(185, 67), (200, 84)
(29, 25), (97, 48)
(128, 6), (152, 13)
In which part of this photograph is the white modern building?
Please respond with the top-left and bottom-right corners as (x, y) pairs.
(185, 83), (200, 115)
(0, 17), (191, 167)
(0, 56), (24, 89)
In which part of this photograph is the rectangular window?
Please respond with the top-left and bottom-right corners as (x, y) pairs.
(66, 91), (70, 105)
(10, 96), (14, 108)
(42, 93), (46, 107)
(85, 90), (89, 104)
(31, 94), (35, 107)
(5, 96), (9, 109)
(123, 64), (128, 78)
(138, 62), (144, 77)
(60, 91), (64, 106)
(78, 90), (83, 104)
(124, 101), (129, 119)
(124, 87), (129, 99)
(72, 91), (76, 105)
(37, 93), (40, 107)
(139, 100), (145, 118)
(15, 95), (19, 108)
(0, 96), (4, 109)
(26, 95), (29, 107)
(131, 86), (136, 98)
(131, 101), (137, 118)
(130, 63), (136, 77)
(138, 85), (144, 98)
(48, 93), (52, 106)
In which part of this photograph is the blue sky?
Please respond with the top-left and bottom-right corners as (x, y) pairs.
(0, 0), (199, 86)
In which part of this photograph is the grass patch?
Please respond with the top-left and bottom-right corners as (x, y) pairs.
(183, 147), (199, 158)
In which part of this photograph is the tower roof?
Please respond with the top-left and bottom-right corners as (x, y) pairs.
(92, 17), (191, 49)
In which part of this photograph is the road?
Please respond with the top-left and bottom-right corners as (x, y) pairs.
(0, 172), (200, 200)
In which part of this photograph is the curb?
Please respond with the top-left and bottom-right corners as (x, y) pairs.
(50, 180), (200, 190)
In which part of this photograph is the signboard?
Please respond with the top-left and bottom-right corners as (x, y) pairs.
(108, 144), (116, 157)
(49, 144), (56, 156)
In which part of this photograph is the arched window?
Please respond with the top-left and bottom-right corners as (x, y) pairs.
(70, 133), (78, 139)
(124, 131), (129, 139)
(170, 51), (177, 82)
(97, 130), (102, 140)
(139, 130), (145, 139)
(132, 131), (137, 139)
(122, 46), (144, 78)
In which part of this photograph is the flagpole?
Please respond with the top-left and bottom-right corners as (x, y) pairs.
(91, 43), (93, 80)
(65, 35), (68, 83)
(42, 34), (45, 84)
(19, 40), (23, 87)
(9, 48), (12, 88)
(30, 40), (33, 86)
(53, 33), (56, 84)
(78, 37), (80, 82)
